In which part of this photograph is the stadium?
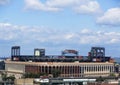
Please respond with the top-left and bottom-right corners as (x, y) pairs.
(4, 46), (116, 79)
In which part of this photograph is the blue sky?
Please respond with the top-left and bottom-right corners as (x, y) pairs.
(0, 0), (120, 57)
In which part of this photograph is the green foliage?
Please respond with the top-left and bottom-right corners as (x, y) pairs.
(7, 75), (15, 81)
(96, 76), (104, 82)
(52, 69), (61, 78)
(109, 73), (115, 77)
(23, 72), (48, 78)
(1, 73), (15, 81)
(1, 73), (7, 81)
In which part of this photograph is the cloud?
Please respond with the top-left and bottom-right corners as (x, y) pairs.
(74, 1), (101, 14)
(1, 22), (120, 57)
(46, 0), (80, 7)
(0, 23), (120, 45)
(24, 0), (102, 14)
(80, 29), (91, 34)
(97, 8), (120, 26)
(0, 0), (10, 5)
(24, 0), (61, 12)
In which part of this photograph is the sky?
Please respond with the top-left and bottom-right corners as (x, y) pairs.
(0, 0), (120, 57)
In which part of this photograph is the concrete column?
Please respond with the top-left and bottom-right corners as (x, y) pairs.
(78, 66), (80, 77)
(87, 65), (90, 76)
(111, 66), (113, 72)
(66, 66), (68, 77)
(87, 65), (88, 72)
(106, 65), (108, 71)
(92, 65), (94, 72)
(64, 66), (65, 77)
(72, 66), (74, 77)
(102, 65), (103, 71)
(100, 65), (101, 72)
(68, 66), (70, 77)
(82, 66), (84, 77)
(71, 66), (73, 77)
(77, 66), (78, 77)
(84, 65), (85, 72)
(104, 65), (105, 71)
(95, 65), (96, 72)
(87, 65), (90, 72)
(97, 65), (99, 72)
(110, 65), (113, 73)
(112, 66), (114, 72)
(107, 65), (109, 71)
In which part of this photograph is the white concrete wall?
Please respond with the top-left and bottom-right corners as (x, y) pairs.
(5, 63), (25, 73)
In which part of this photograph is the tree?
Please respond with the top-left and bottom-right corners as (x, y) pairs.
(7, 75), (15, 81)
(1, 72), (7, 81)
(1, 73), (15, 81)
(52, 69), (61, 78)
(109, 73), (115, 77)
(96, 76), (104, 82)
(22, 72), (48, 78)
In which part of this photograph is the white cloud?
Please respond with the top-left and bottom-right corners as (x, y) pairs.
(1, 23), (120, 57)
(110, 39), (120, 44)
(45, 0), (89, 7)
(64, 33), (75, 40)
(0, 23), (120, 45)
(97, 8), (120, 26)
(24, 0), (102, 14)
(0, 0), (9, 5)
(46, 0), (79, 7)
(24, 0), (61, 12)
(74, 1), (101, 14)
(81, 29), (91, 34)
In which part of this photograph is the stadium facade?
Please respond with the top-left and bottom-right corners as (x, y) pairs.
(4, 46), (116, 78)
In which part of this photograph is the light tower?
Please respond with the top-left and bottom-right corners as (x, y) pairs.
(90, 47), (105, 62)
(11, 46), (20, 61)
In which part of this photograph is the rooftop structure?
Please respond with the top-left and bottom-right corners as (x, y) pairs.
(11, 46), (113, 63)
